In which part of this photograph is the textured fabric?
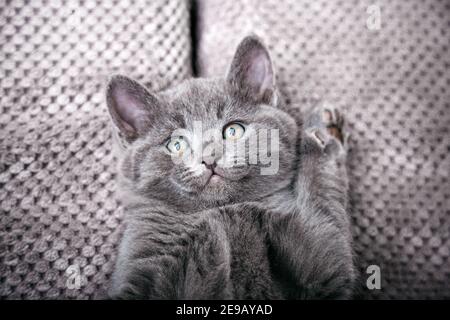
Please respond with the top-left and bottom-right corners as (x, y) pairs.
(196, 0), (450, 299)
(0, 0), (192, 299)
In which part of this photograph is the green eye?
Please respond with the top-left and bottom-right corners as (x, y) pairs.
(166, 137), (189, 156)
(223, 123), (245, 140)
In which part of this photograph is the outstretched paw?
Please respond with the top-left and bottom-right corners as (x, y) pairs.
(303, 103), (346, 155)
(321, 105), (344, 144)
(305, 127), (329, 148)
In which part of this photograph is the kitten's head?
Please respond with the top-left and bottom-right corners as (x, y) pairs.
(107, 36), (298, 210)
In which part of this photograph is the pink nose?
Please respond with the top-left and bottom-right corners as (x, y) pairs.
(202, 160), (216, 171)
(202, 153), (216, 165)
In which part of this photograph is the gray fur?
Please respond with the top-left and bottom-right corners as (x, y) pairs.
(106, 35), (355, 299)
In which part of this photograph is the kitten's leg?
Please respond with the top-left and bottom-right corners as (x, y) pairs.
(108, 208), (233, 299)
(267, 104), (356, 299)
(108, 212), (189, 300)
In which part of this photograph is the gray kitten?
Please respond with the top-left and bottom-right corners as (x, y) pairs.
(106, 36), (355, 299)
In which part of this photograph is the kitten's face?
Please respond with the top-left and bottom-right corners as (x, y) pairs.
(107, 36), (298, 209)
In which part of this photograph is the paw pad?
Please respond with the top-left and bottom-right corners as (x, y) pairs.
(321, 107), (343, 143)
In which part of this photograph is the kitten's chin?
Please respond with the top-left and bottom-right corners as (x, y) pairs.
(194, 175), (234, 203)
(173, 168), (250, 204)
(201, 175), (227, 195)
(205, 173), (224, 185)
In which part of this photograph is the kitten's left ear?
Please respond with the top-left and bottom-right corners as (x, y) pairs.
(226, 35), (276, 105)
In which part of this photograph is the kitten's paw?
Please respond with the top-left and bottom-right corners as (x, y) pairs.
(305, 127), (329, 148)
(304, 127), (341, 155)
(320, 105), (344, 144)
(303, 103), (346, 155)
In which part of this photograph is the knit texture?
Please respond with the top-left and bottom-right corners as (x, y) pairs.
(0, 0), (192, 299)
(196, 0), (450, 299)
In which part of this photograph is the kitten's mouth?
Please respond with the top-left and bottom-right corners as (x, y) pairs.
(205, 169), (225, 186)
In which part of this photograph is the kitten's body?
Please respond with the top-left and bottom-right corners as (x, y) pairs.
(107, 37), (355, 299)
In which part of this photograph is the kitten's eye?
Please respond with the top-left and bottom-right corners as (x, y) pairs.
(223, 123), (245, 140)
(166, 137), (189, 156)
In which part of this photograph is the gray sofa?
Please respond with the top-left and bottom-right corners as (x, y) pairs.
(0, 0), (449, 299)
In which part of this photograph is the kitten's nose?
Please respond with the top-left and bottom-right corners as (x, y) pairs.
(202, 162), (216, 171)
(202, 157), (217, 171)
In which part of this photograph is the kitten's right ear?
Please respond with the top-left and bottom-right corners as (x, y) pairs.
(106, 75), (160, 141)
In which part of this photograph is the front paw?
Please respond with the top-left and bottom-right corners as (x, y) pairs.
(303, 103), (346, 155)
(304, 127), (341, 156)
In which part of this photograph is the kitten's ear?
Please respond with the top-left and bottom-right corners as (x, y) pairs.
(226, 35), (275, 105)
(106, 75), (160, 140)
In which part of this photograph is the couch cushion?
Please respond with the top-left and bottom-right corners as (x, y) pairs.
(0, 0), (193, 299)
(196, 0), (450, 299)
